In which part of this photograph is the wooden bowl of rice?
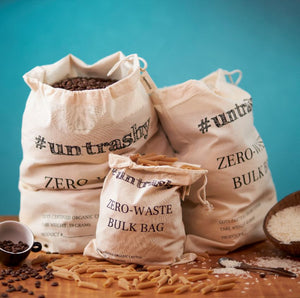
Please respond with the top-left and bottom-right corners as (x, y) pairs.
(263, 190), (300, 257)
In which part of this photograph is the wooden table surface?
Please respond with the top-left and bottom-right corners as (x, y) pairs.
(1, 216), (299, 297)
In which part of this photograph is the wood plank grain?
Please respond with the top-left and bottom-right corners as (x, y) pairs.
(1, 216), (299, 297)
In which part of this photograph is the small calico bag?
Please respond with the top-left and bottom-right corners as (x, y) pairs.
(84, 153), (208, 265)
(151, 69), (277, 254)
(19, 52), (172, 253)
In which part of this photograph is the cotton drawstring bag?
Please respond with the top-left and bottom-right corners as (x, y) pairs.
(151, 69), (277, 254)
(19, 52), (173, 253)
(84, 153), (208, 265)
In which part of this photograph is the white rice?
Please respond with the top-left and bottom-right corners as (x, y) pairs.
(267, 205), (300, 244)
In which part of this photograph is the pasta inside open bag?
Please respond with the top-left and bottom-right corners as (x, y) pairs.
(84, 153), (208, 265)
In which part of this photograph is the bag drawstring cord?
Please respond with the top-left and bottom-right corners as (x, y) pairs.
(107, 54), (147, 77)
(225, 69), (242, 85)
(197, 175), (214, 211)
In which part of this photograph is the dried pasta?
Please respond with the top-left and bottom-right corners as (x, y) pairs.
(139, 271), (150, 282)
(77, 281), (99, 290)
(136, 281), (156, 289)
(191, 283), (207, 292)
(187, 268), (212, 274)
(157, 275), (169, 287)
(103, 277), (114, 288)
(130, 153), (178, 166)
(118, 278), (131, 291)
(174, 284), (190, 294)
(186, 273), (209, 282)
(114, 290), (141, 297)
(178, 276), (191, 285)
(148, 270), (160, 280)
(201, 284), (215, 295)
(132, 278), (139, 288)
(217, 277), (238, 285)
(37, 247), (240, 297)
(156, 285), (182, 294)
(213, 283), (236, 292)
(168, 273), (179, 285)
(118, 273), (142, 280)
(52, 271), (74, 280)
(31, 253), (62, 265)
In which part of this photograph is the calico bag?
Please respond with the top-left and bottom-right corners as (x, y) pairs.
(151, 69), (277, 254)
(84, 153), (208, 265)
(19, 52), (172, 253)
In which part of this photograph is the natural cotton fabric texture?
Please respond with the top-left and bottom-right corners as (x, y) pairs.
(151, 69), (277, 254)
(19, 52), (172, 253)
(85, 153), (207, 265)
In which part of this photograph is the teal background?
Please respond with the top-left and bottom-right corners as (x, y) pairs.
(0, 0), (299, 215)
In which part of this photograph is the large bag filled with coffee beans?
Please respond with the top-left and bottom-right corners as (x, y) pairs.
(151, 69), (277, 254)
(19, 52), (173, 253)
(84, 153), (208, 265)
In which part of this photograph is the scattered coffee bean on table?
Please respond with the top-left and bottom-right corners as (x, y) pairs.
(0, 262), (55, 297)
(0, 240), (29, 253)
(16, 285), (23, 291)
(52, 77), (117, 91)
(35, 280), (41, 288)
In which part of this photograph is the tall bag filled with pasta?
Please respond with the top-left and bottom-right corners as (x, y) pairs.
(19, 52), (173, 253)
(84, 153), (208, 265)
(151, 69), (277, 254)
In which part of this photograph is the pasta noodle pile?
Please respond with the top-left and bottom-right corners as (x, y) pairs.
(130, 153), (178, 166)
(31, 252), (239, 296)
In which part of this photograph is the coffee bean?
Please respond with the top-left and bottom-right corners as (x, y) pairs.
(45, 269), (53, 274)
(1, 293), (8, 297)
(51, 282), (58, 287)
(20, 274), (28, 280)
(0, 254), (58, 298)
(52, 77), (117, 91)
(0, 240), (29, 253)
(35, 281), (41, 288)
(259, 272), (266, 278)
(38, 295), (45, 298)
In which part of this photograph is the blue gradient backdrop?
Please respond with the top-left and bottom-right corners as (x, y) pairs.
(0, 0), (299, 214)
